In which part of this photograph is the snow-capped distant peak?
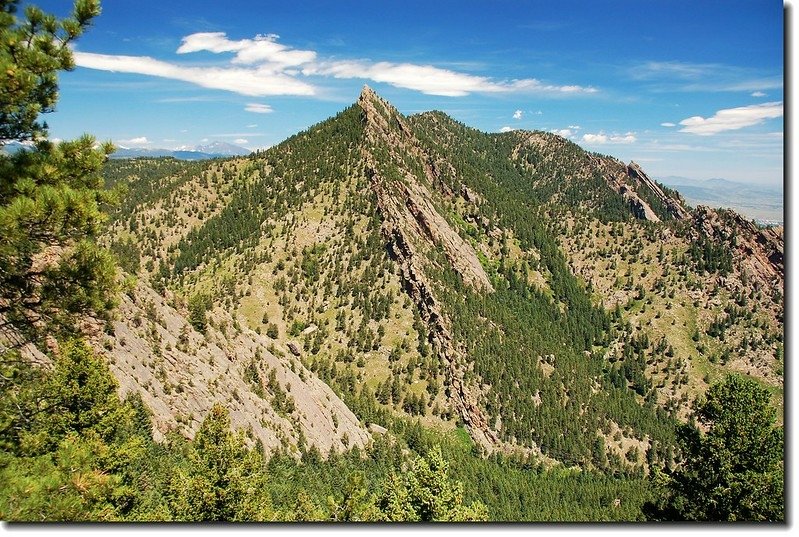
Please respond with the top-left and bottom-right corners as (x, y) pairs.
(193, 141), (250, 156)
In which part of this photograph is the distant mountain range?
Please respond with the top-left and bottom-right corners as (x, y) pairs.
(657, 176), (783, 224)
(1, 140), (251, 160)
(112, 141), (251, 160)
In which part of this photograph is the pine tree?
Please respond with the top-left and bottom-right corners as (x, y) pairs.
(375, 445), (488, 521)
(1, 0), (117, 342)
(650, 374), (784, 521)
(166, 404), (272, 521)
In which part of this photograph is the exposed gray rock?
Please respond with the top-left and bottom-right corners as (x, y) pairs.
(94, 281), (370, 456)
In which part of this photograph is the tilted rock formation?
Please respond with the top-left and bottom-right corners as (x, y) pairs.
(627, 162), (690, 220)
(357, 86), (536, 455)
(94, 281), (370, 454)
(618, 183), (661, 222)
(359, 86), (495, 448)
(358, 86), (493, 293)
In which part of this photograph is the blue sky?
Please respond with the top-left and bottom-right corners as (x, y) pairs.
(34, 0), (784, 186)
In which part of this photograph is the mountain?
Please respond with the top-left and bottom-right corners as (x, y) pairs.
(95, 86), (782, 475)
(0, 140), (34, 154)
(111, 141), (250, 160)
(2, 139), (251, 160)
(657, 176), (783, 224)
(193, 141), (252, 156)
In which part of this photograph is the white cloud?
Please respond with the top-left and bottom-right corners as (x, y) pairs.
(678, 101), (783, 135)
(582, 133), (607, 144)
(303, 60), (597, 97)
(76, 31), (598, 100)
(551, 128), (574, 137)
(581, 132), (637, 144)
(660, 122), (676, 127)
(234, 138), (248, 145)
(177, 32), (317, 68)
(751, 91), (766, 97)
(118, 136), (150, 145)
(74, 51), (317, 97)
(567, 125), (580, 130)
(499, 126), (515, 132)
(246, 124), (258, 128)
(245, 103), (273, 114)
(612, 133), (637, 143)
(513, 109), (523, 120)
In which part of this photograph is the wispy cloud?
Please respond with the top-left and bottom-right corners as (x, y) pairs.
(245, 103), (273, 113)
(302, 60), (597, 97)
(660, 122), (676, 127)
(678, 101), (783, 135)
(513, 109), (523, 120)
(751, 91), (766, 97)
(75, 31), (597, 99)
(73, 51), (316, 97)
(629, 60), (782, 93)
(632, 60), (711, 80)
(233, 138), (248, 145)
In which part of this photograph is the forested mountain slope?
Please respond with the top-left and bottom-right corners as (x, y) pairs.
(2, 0), (782, 520)
(98, 86), (783, 473)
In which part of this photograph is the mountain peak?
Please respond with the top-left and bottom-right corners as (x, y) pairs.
(359, 84), (375, 98)
(357, 83), (387, 109)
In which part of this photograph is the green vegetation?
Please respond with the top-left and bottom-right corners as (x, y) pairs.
(406, 113), (676, 466)
(1, 341), (783, 521)
(0, 344), (486, 521)
(687, 235), (733, 275)
(648, 374), (784, 521)
(0, 1), (784, 522)
(0, 0), (116, 341)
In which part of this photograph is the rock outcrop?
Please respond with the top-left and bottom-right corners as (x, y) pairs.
(692, 205), (783, 285)
(95, 281), (370, 455)
(618, 183), (661, 222)
(358, 85), (505, 453)
(627, 162), (690, 220)
(358, 86), (493, 292)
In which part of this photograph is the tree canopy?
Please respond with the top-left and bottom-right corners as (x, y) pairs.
(652, 374), (784, 521)
(1, 0), (116, 342)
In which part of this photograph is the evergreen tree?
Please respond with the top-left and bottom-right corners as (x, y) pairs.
(650, 374), (784, 521)
(1, 0), (116, 342)
(166, 404), (272, 521)
(376, 445), (488, 521)
(0, 339), (149, 521)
